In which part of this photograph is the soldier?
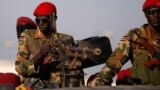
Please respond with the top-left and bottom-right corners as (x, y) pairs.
(89, 0), (160, 86)
(16, 16), (37, 38)
(15, 2), (84, 89)
(0, 17), (35, 90)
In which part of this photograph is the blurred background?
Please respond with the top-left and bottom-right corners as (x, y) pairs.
(0, 0), (146, 85)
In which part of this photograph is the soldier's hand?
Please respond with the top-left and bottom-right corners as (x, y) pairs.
(39, 41), (51, 56)
(34, 41), (51, 66)
(88, 72), (112, 87)
(88, 76), (102, 87)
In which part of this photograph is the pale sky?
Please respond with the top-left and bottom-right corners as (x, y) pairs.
(0, 0), (146, 84)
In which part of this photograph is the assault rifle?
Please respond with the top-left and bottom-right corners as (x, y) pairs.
(16, 37), (101, 90)
(49, 38), (102, 87)
(16, 36), (112, 89)
(131, 31), (160, 70)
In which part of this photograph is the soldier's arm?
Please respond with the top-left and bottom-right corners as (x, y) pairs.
(90, 31), (132, 86)
(15, 31), (37, 77)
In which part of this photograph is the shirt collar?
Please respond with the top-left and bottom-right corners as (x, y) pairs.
(34, 28), (46, 39)
(34, 28), (59, 40)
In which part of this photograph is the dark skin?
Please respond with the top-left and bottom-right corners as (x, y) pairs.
(35, 15), (57, 36)
(35, 15), (52, 35)
(34, 15), (58, 66)
(145, 6), (160, 33)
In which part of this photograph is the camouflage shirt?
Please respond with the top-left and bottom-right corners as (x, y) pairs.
(15, 29), (84, 87)
(91, 24), (160, 86)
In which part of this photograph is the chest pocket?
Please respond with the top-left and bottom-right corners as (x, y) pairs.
(27, 32), (42, 58)
(28, 39), (41, 55)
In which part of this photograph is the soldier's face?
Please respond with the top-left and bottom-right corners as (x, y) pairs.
(35, 16), (51, 34)
(145, 6), (160, 29)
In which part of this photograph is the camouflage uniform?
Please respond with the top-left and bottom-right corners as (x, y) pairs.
(91, 24), (160, 86)
(15, 29), (84, 88)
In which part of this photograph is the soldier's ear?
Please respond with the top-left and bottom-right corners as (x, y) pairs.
(50, 14), (57, 21)
(55, 16), (57, 20)
(144, 12), (148, 19)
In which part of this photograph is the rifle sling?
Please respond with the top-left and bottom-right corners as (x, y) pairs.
(132, 30), (158, 58)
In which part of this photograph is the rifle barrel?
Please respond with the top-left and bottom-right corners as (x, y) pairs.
(64, 46), (101, 59)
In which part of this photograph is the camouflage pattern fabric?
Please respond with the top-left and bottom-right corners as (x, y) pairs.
(90, 24), (160, 86)
(15, 29), (84, 88)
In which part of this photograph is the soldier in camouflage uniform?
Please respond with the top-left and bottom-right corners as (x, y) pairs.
(15, 2), (84, 89)
(89, 0), (160, 86)
(16, 16), (37, 39)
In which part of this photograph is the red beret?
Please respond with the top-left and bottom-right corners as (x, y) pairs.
(143, 0), (160, 11)
(0, 73), (3, 75)
(0, 73), (20, 87)
(33, 2), (57, 16)
(117, 68), (131, 80)
(17, 16), (36, 27)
